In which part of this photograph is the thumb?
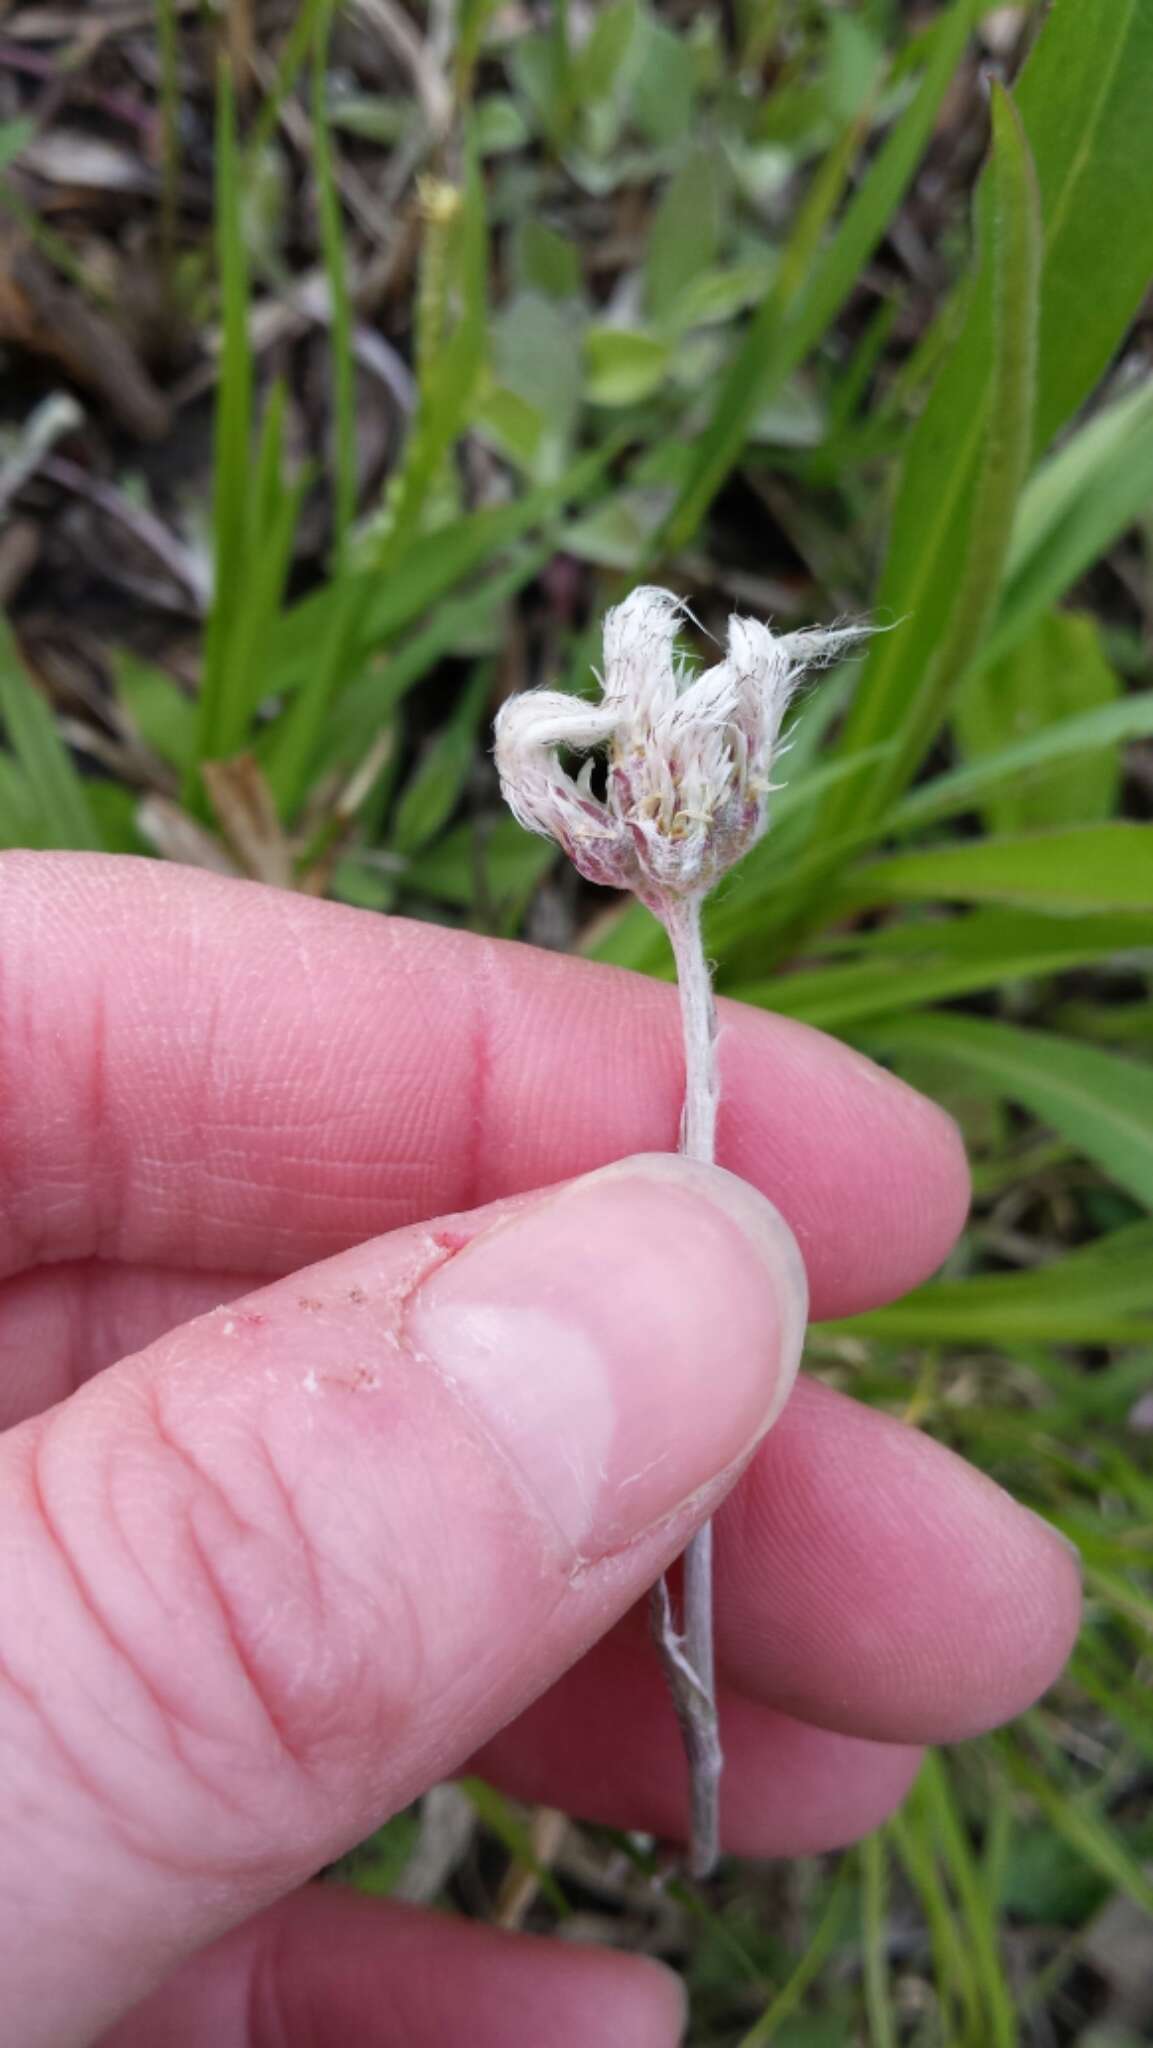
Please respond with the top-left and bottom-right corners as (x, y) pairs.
(1, 1154), (806, 2047)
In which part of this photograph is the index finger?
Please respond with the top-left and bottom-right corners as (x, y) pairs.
(0, 853), (967, 1313)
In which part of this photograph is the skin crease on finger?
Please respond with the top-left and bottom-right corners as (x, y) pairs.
(0, 852), (969, 1317)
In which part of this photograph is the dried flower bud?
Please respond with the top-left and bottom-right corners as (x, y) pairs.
(495, 585), (864, 913)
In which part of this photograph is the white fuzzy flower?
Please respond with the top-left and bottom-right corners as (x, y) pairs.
(495, 584), (863, 911)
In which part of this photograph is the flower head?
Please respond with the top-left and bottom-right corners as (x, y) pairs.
(495, 584), (863, 912)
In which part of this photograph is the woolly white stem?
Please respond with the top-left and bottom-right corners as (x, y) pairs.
(650, 891), (723, 1881)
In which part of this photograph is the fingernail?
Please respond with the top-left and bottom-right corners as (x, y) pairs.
(407, 1154), (808, 1557)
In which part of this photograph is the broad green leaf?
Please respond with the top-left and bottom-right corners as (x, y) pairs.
(1015, 0), (1153, 455)
(955, 610), (1120, 833)
(473, 383), (545, 472)
(584, 327), (670, 405)
(843, 824), (1153, 915)
(644, 145), (724, 323)
(0, 617), (99, 850)
(823, 84), (1041, 832)
(631, 19), (695, 146)
(514, 219), (581, 300)
(573, 0), (641, 109)
(732, 912), (1148, 1030)
(829, 1221), (1153, 1345)
(659, 0), (980, 551)
(862, 1012), (1153, 1210)
(491, 290), (583, 466)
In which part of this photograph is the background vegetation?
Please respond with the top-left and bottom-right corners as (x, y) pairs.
(1, 1), (1151, 2040)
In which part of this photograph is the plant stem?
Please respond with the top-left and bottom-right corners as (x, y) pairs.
(651, 890), (723, 1880)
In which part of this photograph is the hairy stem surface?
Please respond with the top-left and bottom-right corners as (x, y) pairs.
(651, 891), (722, 1880)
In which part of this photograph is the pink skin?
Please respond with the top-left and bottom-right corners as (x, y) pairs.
(0, 856), (1080, 2048)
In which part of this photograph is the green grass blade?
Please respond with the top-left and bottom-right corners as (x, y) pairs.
(996, 1734), (1153, 1919)
(0, 617), (99, 850)
(735, 1859), (854, 2047)
(917, 1756), (1017, 2048)
(192, 62), (254, 785)
(659, 0), (979, 553)
(248, 0), (332, 162)
(832, 1220), (1153, 1346)
(835, 1220), (1153, 1351)
(1015, 0), (1153, 455)
(733, 912), (1148, 1030)
(312, 7), (357, 563)
(267, 442), (616, 697)
(862, 1012), (1153, 1211)
(391, 665), (491, 857)
(824, 82), (1041, 834)
(859, 1831), (897, 2048)
(888, 1800), (982, 2041)
(894, 689), (1153, 833)
(986, 380), (1153, 672)
(379, 149), (489, 569)
(840, 823), (1153, 915)
(455, 1778), (569, 1916)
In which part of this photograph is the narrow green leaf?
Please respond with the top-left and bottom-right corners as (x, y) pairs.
(733, 912), (1147, 1030)
(659, 0), (979, 551)
(268, 444), (615, 697)
(113, 653), (198, 775)
(456, 1778), (569, 1915)
(889, 1801), (982, 2040)
(996, 1735), (1153, 1919)
(916, 1757), (1016, 2048)
(312, 6), (357, 562)
(862, 1012), (1153, 1210)
(391, 667), (490, 857)
(1015, 0), (1153, 455)
(860, 1832), (897, 2048)
(895, 689), (1153, 834)
(843, 824), (1153, 915)
(987, 380), (1153, 672)
(381, 151), (489, 568)
(734, 1861), (854, 2048)
(825, 83), (1042, 831)
(0, 617), (99, 850)
(832, 1222), (1153, 1346)
(193, 64), (254, 784)
(0, 117), (35, 176)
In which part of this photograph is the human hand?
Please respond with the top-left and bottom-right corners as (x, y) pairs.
(0, 855), (1080, 2048)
